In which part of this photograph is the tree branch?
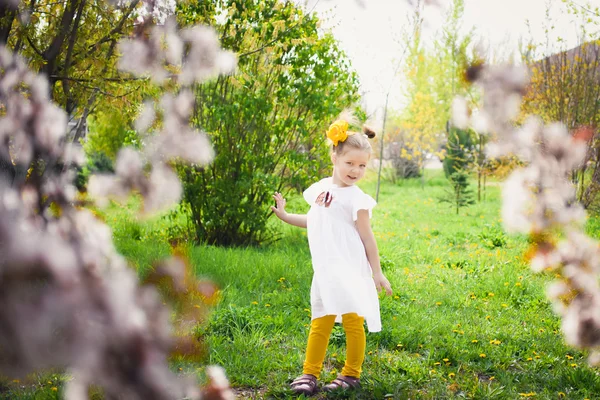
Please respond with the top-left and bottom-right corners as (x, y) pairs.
(0, 7), (17, 44)
(43, 0), (77, 63)
(49, 75), (145, 82)
(238, 0), (320, 58)
(77, 0), (139, 60)
(63, 0), (86, 114)
(570, 0), (600, 17)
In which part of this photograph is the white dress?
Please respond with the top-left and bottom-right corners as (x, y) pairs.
(303, 177), (382, 332)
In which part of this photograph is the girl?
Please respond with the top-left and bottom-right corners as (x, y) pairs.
(271, 116), (393, 395)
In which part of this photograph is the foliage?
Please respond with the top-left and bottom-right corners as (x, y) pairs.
(394, 0), (475, 180)
(177, 0), (359, 246)
(75, 150), (114, 191)
(384, 130), (421, 179)
(2, 0), (155, 130)
(478, 223), (508, 249)
(520, 3), (600, 209)
(84, 108), (140, 161)
(439, 169), (475, 214)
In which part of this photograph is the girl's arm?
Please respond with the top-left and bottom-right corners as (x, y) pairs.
(271, 192), (307, 228)
(356, 209), (393, 295)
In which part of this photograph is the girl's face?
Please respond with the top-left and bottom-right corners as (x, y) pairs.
(331, 148), (370, 187)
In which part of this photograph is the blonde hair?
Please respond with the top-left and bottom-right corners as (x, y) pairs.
(329, 110), (376, 156)
(332, 126), (376, 156)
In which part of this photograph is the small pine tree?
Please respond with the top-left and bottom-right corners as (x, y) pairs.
(440, 170), (475, 214)
(443, 126), (476, 178)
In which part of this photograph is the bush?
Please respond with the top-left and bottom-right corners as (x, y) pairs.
(75, 151), (114, 192)
(178, 0), (359, 246)
(83, 110), (139, 161)
(386, 140), (421, 179)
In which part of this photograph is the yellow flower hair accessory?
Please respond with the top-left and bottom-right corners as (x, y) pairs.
(327, 120), (349, 146)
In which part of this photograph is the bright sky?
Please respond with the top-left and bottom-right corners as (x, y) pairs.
(296, 0), (594, 122)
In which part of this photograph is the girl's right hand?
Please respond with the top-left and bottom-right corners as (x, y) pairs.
(271, 192), (287, 220)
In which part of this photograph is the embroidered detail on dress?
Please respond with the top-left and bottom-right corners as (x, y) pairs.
(316, 191), (333, 208)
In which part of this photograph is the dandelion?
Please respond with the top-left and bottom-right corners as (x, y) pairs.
(265, 304), (271, 307)
(251, 301), (258, 305)
(448, 372), (456, 378)
(515, 282), (522, 287)
(479, 353), (486, 358)
(566, 355), (574, 359)
(472, 339), (478, 343)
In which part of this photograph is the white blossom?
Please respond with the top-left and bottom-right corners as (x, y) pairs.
(135, 101), (156, 134)
(470, 62), (600, 359)
(451, 97), (469, 129)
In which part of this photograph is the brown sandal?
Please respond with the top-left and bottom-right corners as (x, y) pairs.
(290, 374), (318, 395)
(322, 374), (360, 392)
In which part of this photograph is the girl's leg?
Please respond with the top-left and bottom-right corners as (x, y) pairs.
(303, 314), (337, 378)
(340, 313), (365, 378)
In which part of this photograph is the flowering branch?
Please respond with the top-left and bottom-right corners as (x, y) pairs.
(0, 1), (236, 398)
(452, 63), (600, 364)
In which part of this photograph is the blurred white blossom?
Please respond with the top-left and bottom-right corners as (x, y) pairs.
(451, 97), (469, 129)
(467, 61), (600, 363)
(0, 0), (236, 392)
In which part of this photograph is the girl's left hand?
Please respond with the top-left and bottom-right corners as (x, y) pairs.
(373, 272), (393, 296)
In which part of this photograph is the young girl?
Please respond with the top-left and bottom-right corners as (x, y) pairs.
(271, 116), (393, 395)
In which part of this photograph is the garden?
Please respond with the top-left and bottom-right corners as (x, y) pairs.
(1, 0), (600, 399)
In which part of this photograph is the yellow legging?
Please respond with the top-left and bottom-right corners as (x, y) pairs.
(302, 313), (365, 379)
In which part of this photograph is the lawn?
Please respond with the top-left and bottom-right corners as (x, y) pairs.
(3, 170), (600, 399)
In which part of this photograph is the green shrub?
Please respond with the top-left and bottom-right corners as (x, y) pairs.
(178, 0), (359, 246)
(478, 224), (508, 249)
(75, 151), (114, 192)
(84, 110), (139, 161)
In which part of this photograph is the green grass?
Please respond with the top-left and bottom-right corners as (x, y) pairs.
(3, 169), (600, 399)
